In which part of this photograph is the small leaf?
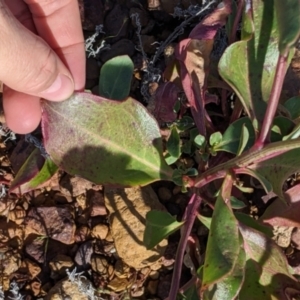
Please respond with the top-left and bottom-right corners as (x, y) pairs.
(42, 92), (173, 186)
(239, 168), (273, 194)
(271, 116), (295, 142)
(230, 196), (246, 209)
(197, 214), (211, 229)
(185, 168), (198, 176)
(215, 117), (255, 155)
(166, 126), (180, 158)
(143, 211), (184, 249)
(194, 134), (206, 147)
(99, 55), (133, 100)
(283, 96), (300, 120)
(182, 284), (199, 300)
(176, 116), (195, 131)
(275, 0), (300, 54)
(236, 124), (250, 156)
(202, 174), (240, 288)
(165, 153), (179, 165)
(172, 169), (184, 186)
(9, 148), (58, 194)
(209, 132), (222, 146)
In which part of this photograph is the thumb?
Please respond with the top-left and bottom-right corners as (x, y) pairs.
(0, 3), (74, 101)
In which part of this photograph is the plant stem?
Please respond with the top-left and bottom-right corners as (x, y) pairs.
(168, 193), (202, 300)
(229, 0), (244, 44)
(254, 54), (288, 150)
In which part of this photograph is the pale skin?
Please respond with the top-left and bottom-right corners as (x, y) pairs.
(0, 0), (86, 134)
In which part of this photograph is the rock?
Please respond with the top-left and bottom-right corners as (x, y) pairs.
(20, 259), (41, 280)
(91, 254), (110, 276)
(273, 226), (293, 248)
(147, 280), (159, 295)
(75, 226), (91, 243)
(25, 236), (45, 263)
(45, 276), (92, 300)
(104, 186), (168, 269)
(108, 276), (131, 292)
(1, 251), (21, 275)
(49, 255), (74, 280)
(114, 259), (130, 279)
(131, 286), (145, 298)
(59, 174), (94, 197)
(87, 190), (107, 216)
(30, 281), (41, 296)
(25, 206), (76, 244)
(91, 224), (109, 240)
(74, 240), (93, 268)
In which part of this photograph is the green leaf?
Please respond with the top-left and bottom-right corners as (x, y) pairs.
(248, 143), (300, 199)
(194, 134), (206, 147)
(203, 234), (246, 300)
(197, 214), (212, 229)
(239, 168), (273, 194)
(225, 0), (237, 38)
(238, 223), (300, 299)
(219, 0), (280, 126)
(215, 117), (255, 154)
(202, 175), (240, 288)
(165, 153), (178, 165)
(41, 92), (173, 186)
(172, 169), (183, 186)
(275, 0), (300, 55)
(185, 168), (198, 176)
(181, 284), (199, 300)
(166, 126), (180, 158)
(9, 148), (58, 194)
(230, 196), (246, 209)
(235, 212), (273, 237)
(176, 116), (195, 131)
(283, 96), (300, 120)
(209, 132), (222, 146)
(271, 116), (295, 142)
(236, 124), (250, 156)
(143, 210), (184, 249)
(99, 55), (134, 100)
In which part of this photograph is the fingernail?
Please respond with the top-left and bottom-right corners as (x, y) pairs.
(40, 74), (74, 101)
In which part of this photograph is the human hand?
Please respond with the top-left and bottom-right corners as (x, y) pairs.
(0, 0), (86, 134)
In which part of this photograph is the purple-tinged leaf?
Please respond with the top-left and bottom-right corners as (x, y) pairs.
(153, 82), (180, 123)
(175, 0), (231, 134)
(238, 223), (300, 299)
(9, 148), (58, 194)
(260, 184), (300, 227)
(41, 92), (173, 186)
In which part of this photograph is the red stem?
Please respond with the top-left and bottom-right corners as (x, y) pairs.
(254, 54), (288, 150)
(167, 193), (202, 300)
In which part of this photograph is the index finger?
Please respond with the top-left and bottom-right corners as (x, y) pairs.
(24, 0), (85, 91)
